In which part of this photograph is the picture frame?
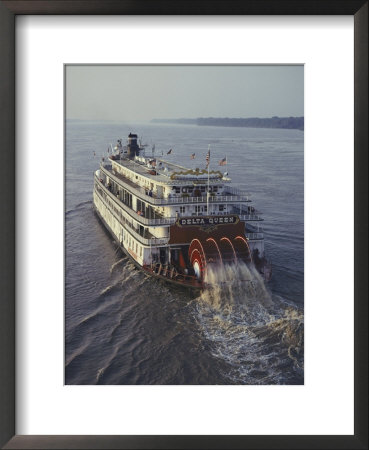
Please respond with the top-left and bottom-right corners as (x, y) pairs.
(0, 1), (367, 449)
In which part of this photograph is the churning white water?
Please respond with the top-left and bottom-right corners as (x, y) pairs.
(195, 263), (303, 384)
(203, 262), (272, 310)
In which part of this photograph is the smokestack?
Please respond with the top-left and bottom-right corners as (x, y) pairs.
(127, 133), (140, 159)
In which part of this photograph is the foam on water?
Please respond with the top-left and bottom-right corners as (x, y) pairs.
(195, 263), (304, 384)
(201, 262), (272, 316)
(109, 257), (126, 273)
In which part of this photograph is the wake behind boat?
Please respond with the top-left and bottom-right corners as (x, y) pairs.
(93, 132), (271, 289)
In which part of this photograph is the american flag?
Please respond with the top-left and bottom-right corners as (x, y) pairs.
(190, 153), (195, 159)
(219, 157), (227, 166)
(205, 148), (210, 166)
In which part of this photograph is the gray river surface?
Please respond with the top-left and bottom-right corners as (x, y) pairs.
(65, 121), (304, 384)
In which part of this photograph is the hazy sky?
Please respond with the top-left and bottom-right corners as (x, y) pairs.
(66, 65), (303, 121)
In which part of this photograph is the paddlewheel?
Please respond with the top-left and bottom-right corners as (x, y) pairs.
(188, 234), (252, 281)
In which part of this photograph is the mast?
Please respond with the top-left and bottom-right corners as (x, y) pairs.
(206, 145), (210, 215)
(225, 155), (228, 214)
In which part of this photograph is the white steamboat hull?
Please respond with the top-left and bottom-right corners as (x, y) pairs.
(93, 189), (146, 267)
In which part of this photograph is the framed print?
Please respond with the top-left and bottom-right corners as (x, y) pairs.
(0, 1), (367, 449)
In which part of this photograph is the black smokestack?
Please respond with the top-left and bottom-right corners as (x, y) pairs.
(127, 133), (140, 159)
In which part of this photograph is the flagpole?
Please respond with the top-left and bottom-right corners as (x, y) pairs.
(226, 155), (229, 214)
(207, 145), (210, 215)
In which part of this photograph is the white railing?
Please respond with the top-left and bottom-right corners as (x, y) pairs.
(108, 158), (227, 185)
(127, 226), (168, 246)
(94, 186), (169, 246)
(95, 176), (176, 226)
(96, 176), (264, 228)
(246, 232), (264, 240)
(224, 186), (250, 197)
(100, 165), (251, 206)
(238, 214), (263, 221)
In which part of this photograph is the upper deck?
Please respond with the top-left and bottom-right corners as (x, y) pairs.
(110, 154), (228, 185)
(97, 134), (262, 222)
(100, 160), (254, 207)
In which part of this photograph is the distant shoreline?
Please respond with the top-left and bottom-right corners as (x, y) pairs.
(151, 116), (304, 131)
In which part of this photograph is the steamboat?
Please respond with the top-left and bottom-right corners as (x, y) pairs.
(93, 133), (271, 289)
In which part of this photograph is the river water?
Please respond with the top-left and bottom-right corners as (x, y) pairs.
(65, 121), (304, 384)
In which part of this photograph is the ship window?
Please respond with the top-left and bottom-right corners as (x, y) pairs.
(174, 187), (180, 194)
(219, 205), (225, 211)
(195, 205), (201, 213)
(180, 206), (185, 213)
(200, 186), (206, 192)
(213, 186), (218, 192)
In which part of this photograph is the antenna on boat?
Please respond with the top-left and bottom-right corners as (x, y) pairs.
(206, 145), (210, 215)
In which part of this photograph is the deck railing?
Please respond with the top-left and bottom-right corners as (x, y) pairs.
(246, 232), (264, 240)
(94, 186), (169, 246)
(238, 214), (263, 221)
(100, 165), (251, 205)
(125, 226), (168, 246)
(95, 175), (176, 226)
(96, 175), (265, 228)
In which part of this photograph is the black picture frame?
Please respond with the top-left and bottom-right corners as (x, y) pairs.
(0, 1), (367, 449)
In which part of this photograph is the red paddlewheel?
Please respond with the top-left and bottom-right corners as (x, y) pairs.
(188, 234), (252, 280)
(188, 239), (206, 280)
(204, 238), (223, 264)
(233, 235), (252, 263)
(219, 236), (237, 263)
